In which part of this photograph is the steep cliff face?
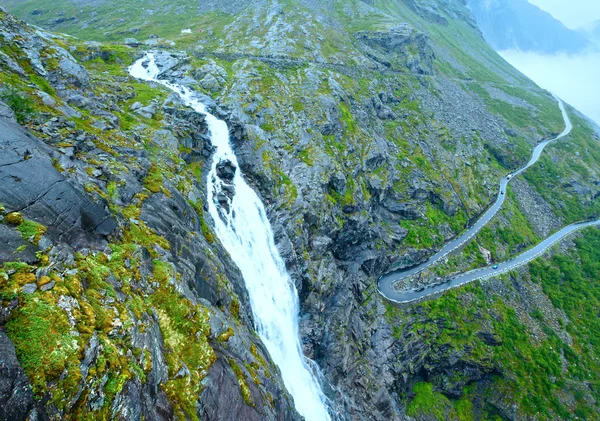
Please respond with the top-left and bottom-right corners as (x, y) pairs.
(2, 0), (600, 420)
(0, 8), (299, 421)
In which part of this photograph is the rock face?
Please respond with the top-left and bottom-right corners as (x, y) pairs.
(356, 24), (436, 75)
(0, 114), (116, 247)
(0, 331), (33, 421)
(0, 8), (300, 421)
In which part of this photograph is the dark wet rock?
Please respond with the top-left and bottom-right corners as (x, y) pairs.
(105, 315), (174, 421)
(198, 353), (301, 421)
(0, 225), (39, 264)
(123, 38), (140, 47)
(477, 331), (503, 346)
(0, 298), (17, 326)
(382, 199), (421, 219)
(0, 331), (33, 421)
(111, 376), (173, 421)
(149, 50), (184, 78)
(0, 117), (116, 247)
(21, 283), (37, 294)
(163, 106), (206, 127)
(39, 281), (55, 291)
(139, 191), (252, 320)
(216, 160), (237, 183)
(390, 248), (432, 272)
(328, 172), (347, 195)
(228, 119), (247, 146)
(163, 105), (213, 160)
(55, 57), (90, 88)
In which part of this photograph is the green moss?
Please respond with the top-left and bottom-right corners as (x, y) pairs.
(0, 85), (35, 123)
(261, 122), (275, 132)
(190, 200), (215, 244)
(106, 181), (119, 202)
(454, 398), (475, 421)
(407, 382), (451, 420)
(217, 326), (234, 342)
(292, 99), (304, 112)
(144, 164), (165, 194)
(17, 220), (47, 244)
(298, 147), (314, 166)
(149, 259), (216, 416)
(30, 73), (55, 95)
(228, 358), (254, 407)
(340, 102), (357, 134)
(5, 294), (81, 395)
(230, 298), (240, 321)
(4, 212), (24, 225)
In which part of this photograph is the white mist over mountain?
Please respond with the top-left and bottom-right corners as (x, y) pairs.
(500, 49), (600, 126)
(527, 0), (600, 29)
(471, 0), (600, 126)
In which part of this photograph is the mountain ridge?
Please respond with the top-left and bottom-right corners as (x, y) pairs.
(467, 0), (592, 53)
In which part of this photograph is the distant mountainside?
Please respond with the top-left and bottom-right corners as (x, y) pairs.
(579, 19), (600, 46)
(467, 0), (592, 53)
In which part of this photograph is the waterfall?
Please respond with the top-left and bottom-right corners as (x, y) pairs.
(130, 53), (331, 421)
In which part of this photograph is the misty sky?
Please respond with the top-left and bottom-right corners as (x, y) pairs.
(500, 50), (600, 126)
(528, 0), (600, 29)
(496, 1), (600, 127)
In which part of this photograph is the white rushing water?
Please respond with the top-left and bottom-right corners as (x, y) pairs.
(129, 53), (331, 421)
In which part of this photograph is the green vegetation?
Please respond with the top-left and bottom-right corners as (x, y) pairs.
(0, 85), (35, 123)
(5, 294), (81, 394)
(17, 220), (46, 244)
(407, 382), (452, 419)
(389, 227), (600, 420)
(525, 113), (600, 223)
(229, 358), (254, 407)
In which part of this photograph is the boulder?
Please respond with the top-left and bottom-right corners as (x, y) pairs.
(124, 38), (140, 47)
(355, 23), (436, 75)
(0, 100), (16, 122)
(216, 160), (237, 183)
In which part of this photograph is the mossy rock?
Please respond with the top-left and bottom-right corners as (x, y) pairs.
(4, 212), (24, 225)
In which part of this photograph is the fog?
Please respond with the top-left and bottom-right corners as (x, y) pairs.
(500, 50), (600, 126)
(527, 0), (600, 29)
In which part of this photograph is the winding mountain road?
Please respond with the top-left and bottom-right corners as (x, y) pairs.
(378, 96), (600, 303)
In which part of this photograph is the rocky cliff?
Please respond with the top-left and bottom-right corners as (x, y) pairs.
(0, 8), (299, 421)
(1, 0), (600, 420)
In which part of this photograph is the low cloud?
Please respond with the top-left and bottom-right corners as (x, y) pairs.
(500, 49), (600, 127)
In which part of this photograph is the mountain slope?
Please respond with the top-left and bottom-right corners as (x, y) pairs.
(1, 1), (600, 420)
(0, 7), (300, 421)
(467, 0), (592, 53)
